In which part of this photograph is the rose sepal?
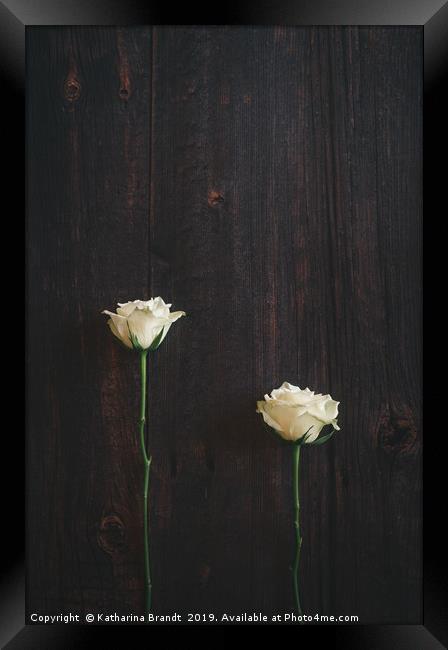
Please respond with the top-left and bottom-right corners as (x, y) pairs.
(304, 428), (336, 447)
(127, 322), (144, 351)
(265, 425), (337, 448)
(148, 328), (166, 351)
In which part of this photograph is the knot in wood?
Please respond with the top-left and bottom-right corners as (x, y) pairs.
(97, 514), (126, 555)
(379, 408), (417, 453)
(64, 78), (81, 101)
(208, 190), (224, 207)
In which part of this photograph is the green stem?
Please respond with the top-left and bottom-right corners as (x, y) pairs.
(292, 444), (302, 615)
(139, 350), (152, 613)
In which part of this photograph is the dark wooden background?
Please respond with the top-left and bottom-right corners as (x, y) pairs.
(27, 26), (422, 624)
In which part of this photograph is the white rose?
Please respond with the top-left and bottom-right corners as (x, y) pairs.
(256, 382), (340, 443)
(102, 297), (185, 351)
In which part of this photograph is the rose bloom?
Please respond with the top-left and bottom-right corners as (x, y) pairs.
(102, 297), (185, 351)
(257, 382), (340, 443)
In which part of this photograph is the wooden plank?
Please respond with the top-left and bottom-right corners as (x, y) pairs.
(149, 26), (422, 621)
(27, 26), (152, 615)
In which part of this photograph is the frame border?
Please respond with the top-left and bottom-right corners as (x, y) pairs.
(6, 0), (443, 645)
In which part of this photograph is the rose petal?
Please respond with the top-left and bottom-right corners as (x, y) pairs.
(263, 402), (301, 437)
(306, 396), (339, 424)
(127, 308), (169, 350)
(290, 413), (324, 442)
(256, 402), (284, 435)
(103, 312), (133, 348)
(117, 302), (138, 317)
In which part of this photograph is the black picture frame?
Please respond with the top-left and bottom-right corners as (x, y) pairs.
(4, 0), (444, 646)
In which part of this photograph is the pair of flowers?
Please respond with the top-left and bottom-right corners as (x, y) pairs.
(103, 298), (340, 614)
(103, 297), (340, 444)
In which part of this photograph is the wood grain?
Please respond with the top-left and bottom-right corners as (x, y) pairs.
(27, 26), (422, 623)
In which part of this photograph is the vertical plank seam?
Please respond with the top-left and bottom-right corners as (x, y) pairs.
(149, 26), (156, 298)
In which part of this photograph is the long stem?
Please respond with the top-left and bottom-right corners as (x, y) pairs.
(139, 350), (152, 613)
(292, 444), (302, 615)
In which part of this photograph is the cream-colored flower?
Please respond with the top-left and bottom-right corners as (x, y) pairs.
(256, 382), (340, 443)
(102, 297), (185, 351)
